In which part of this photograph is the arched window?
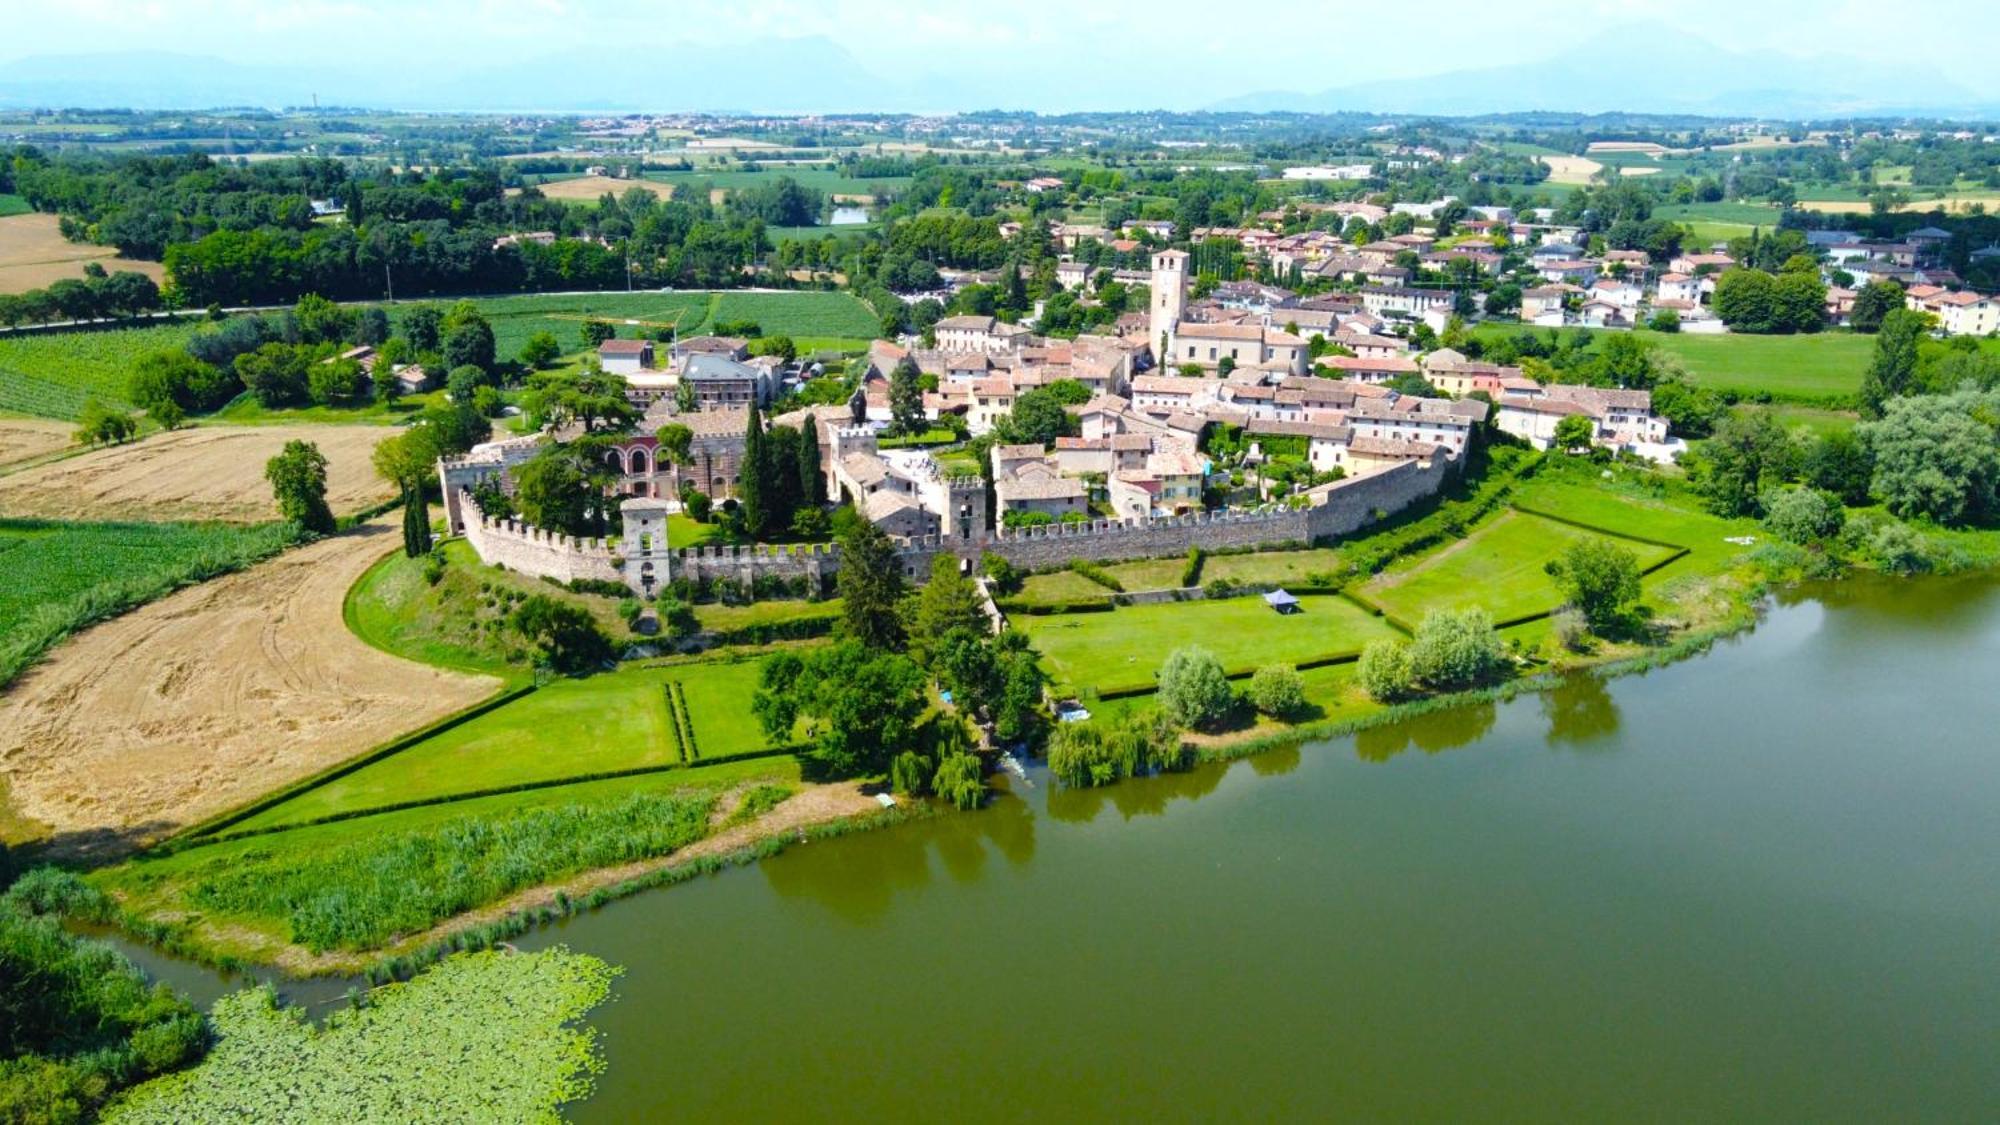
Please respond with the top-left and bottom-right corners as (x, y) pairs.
(629, 448), (651, 475)
(604, 449), (626, 474)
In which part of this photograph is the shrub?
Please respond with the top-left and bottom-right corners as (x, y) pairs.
(1156, 645), (1234, 729)
(889, 749), (933, 796)
(1068, 558), (1124, 592)
(1180, 546), (1206, 588)
(1762, 488), (1845, 545)
(1407, 608), (1506, 690)
(1545, 537), (1642, 632)
(1248, 664), (1307, 718)
(1551, 607), (1590, 652)
(980, 552), (1023, 595)
(1865, 520), (1931, 575)
(1357, 639), (1414, 702)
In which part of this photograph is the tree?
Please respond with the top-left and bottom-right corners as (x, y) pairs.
(888, 356), (925, 436)
(1693, 410), (1796, 517)
(401, 304), (443, 352)
(993, 386), (1079, 447)
(655, 422), (693, 477)
(510, 594), (614, 675)
(74, 398), (136, 446)
(308, 357), (366, 406)
(753, 641), (927, 775)
(907, 555), (987, 668)
(293, 293), (354, 345)
(1803, 429), (1874, 507)
(580, 319), (616, 349)
(1712, 268), (1776, 333)
(515, 440), (615, 537)
(355, 306), (391, 346)
(519, 331), (562, 369)
(1762, 488), (1845, 544)
(837, 517), (906, 649)
(441, 304), (496, 373)
(1553, 413), (1596, 452)
(738, 401), (769, 538)
(797, 417), (824, 507)
(1849, 280), (1905, 333)
(520, 362), (637, 434)
(1358, 639), (1413, 702)
(1545, 538), (1642, 632)
(1156, 646), (1234, 729)
(265, 439), (335, 534)
(235, 343), (309, 408)
(372, 429), (438, 557)
(1859, 388), (2000, 525)
(1248, 664), (1307, 718)
(1406, 608), (1506, 689)
(1860, 308), (1929, 418)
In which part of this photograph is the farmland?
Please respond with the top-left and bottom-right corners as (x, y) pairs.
(0, 320), (201, 418)
(0, 423), (395, 522)
(0, 194), (29, 218)
(390, 289), (880, 360)
(0, 212), (165, 294)
(0, 414), (72, 468)
(1016, 594), (1404, 697)
(644, 165), (914, 202)
(0, 517), (298, 693)
(1364, 510), (1681, 626)
(0, 520), (497, 850)
(1473, 322), (1872, 402)
(521, 174), (673, 202)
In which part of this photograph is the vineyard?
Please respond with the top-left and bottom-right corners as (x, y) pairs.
(0, 320), (200, 418)
(0, 517), (299, 687)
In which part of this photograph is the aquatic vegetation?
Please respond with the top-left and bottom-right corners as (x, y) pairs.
(106, 948), (617, 1123)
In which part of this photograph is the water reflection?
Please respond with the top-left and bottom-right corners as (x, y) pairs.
(1246, 742), (1303, 777)
(1540, 674), (1621, 751)
(1353, 701), (1497, 762)
(760, 788), (1037, 922)
(1043, 758), (1229, 824)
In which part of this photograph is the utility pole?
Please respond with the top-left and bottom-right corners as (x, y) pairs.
(384, 263), (394, 303)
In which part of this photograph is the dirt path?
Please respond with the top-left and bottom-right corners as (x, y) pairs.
(0, 521), (498, 854)
(0, 416), (73, 470)
(0, 423), (394, 521)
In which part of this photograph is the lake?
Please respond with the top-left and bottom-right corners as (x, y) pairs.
(109, 575), (2000, 1120)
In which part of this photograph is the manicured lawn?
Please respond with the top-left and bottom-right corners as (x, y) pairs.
(660, 659), (779, 758)
(692, 598), (839, 634)
(1509, 471), (1761, 582)
(230, 666), (680, 830)
(668, 513), (721, 548)
(212, 390), (448, 426)
(1365, 510), (1680, 626)
(1016, 594), (1404, 696)
(1473, 324), (1871, 403)
(1011, 546), (1349, 605)
(1735, 403), (1859, 436)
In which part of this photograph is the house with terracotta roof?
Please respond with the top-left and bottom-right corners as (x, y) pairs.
(1906, 286), (2000, 337)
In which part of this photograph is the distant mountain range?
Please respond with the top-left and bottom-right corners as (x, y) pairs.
(1209, 24), (1994, 119)
(0, 26), (1993, 119)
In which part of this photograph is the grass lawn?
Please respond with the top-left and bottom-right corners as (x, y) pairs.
(1473, 323), (1870, 403)
(212, 390), (448, 426)
(229, 666), (680, 831)
(1509, 469), (1760, 584)
(660, 659), (780, 758)
(1016, 594), (1404, 697)
(1365, 510), (1680, 626)
(344, 536), (632, 678)
(0, 194), (29, 218)
(1735, 403), (1859, 436)
(668, 513), (721, 548)
(1011, 546), (1350, 605)
(692, 598), (839, 635)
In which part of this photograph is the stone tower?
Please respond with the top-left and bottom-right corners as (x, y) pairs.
(619, 496), (673, 597)
(1150, 248), (1189, 364)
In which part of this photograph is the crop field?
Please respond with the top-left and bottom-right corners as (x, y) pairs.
(1654, 201), (1785, 227)
(0, 194), (29, 217)
(0, 320), (201, 418)
(0, 520), (498, 850)
(644, 166), (913, 201)
(0, 212), (166, 294)
(1017, 594), (1404, 696)
(523, 174), (672, 202)
(1364, 510), (1681, 626)
(1473, 323), (1871, 402)
(392, 290), (879, 360)
(0, 414), (72, 467)
(0, 423), (394, 522)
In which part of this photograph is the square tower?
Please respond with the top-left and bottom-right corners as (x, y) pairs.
(1150, 248), (1190, 360)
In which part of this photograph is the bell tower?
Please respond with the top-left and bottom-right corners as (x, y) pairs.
(1150, 248), (1189, 365)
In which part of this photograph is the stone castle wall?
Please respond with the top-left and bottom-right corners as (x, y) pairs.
(461, 512), (623, 586)
(458, 455), (1453, 591)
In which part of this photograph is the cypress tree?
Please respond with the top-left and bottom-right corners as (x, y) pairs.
(401, 485), (431, 557)
(798, 417), (823, 506)
(739, 400), (767, 538)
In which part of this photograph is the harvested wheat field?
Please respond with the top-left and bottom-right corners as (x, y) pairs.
(526, 174), (672, 202)
(0, 212), (166, 294)
(1539, 155), (1603, 184)
(0, 521), (500, 855)
(0, 415), (73, 468)
(0, 423), (394, 521)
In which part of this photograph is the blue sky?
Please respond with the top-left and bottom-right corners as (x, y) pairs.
(7, 0), (1997, 105)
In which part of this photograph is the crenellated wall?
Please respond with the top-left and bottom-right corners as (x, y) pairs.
(461, 511), (623, 586)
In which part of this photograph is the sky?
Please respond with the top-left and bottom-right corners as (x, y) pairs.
(5, 0), (1995, 96)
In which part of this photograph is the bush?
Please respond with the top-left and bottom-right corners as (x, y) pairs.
(1045, 712), (1182, 788)
(1180, 547), (1206, 588)
(1762, 488), (1845, 545)
(1068, 558), (1124, 592)
(931, 752), (986, 810)
(509, 594), (614, 674)
(1545, 537), (1642, 632)
(1156, 645), (1234, 729)
(1551, 607), (1590, 652)
(1358, 639), (1414, 702)
(1407, 608), (1506, 690)
(980, 552), (1023, 596)
(1864, 519), (1931, 575)
(1247, 664), (1306, 718)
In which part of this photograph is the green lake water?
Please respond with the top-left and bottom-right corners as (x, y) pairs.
(106, 574), (2000, 1120)
(538, 574), (2000, 1122)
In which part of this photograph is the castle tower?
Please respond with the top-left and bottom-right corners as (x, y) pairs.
(619, 496), (673, 597)
(1150, 248), (1189, 364)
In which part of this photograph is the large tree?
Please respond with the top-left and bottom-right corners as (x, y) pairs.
(1849, 280), (1905, 333)
(1545, 540), (1642, 632)
(1156, 646), (1234, 730)
(738, 401), (768, 538)
(753, 642), (927, 775)
(372, 428), (440, 557)
(889, 356), (925, 437)
(797, 417), (824, 506)
(836, 517), (906, 650)
(1860, 308), (1929, 418)
(265, 439), (336, 534)
(1860, 388), (2000, 525)
(514, 439), (616, 537)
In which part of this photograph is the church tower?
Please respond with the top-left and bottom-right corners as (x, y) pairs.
(1150, 248), (1189, 365)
